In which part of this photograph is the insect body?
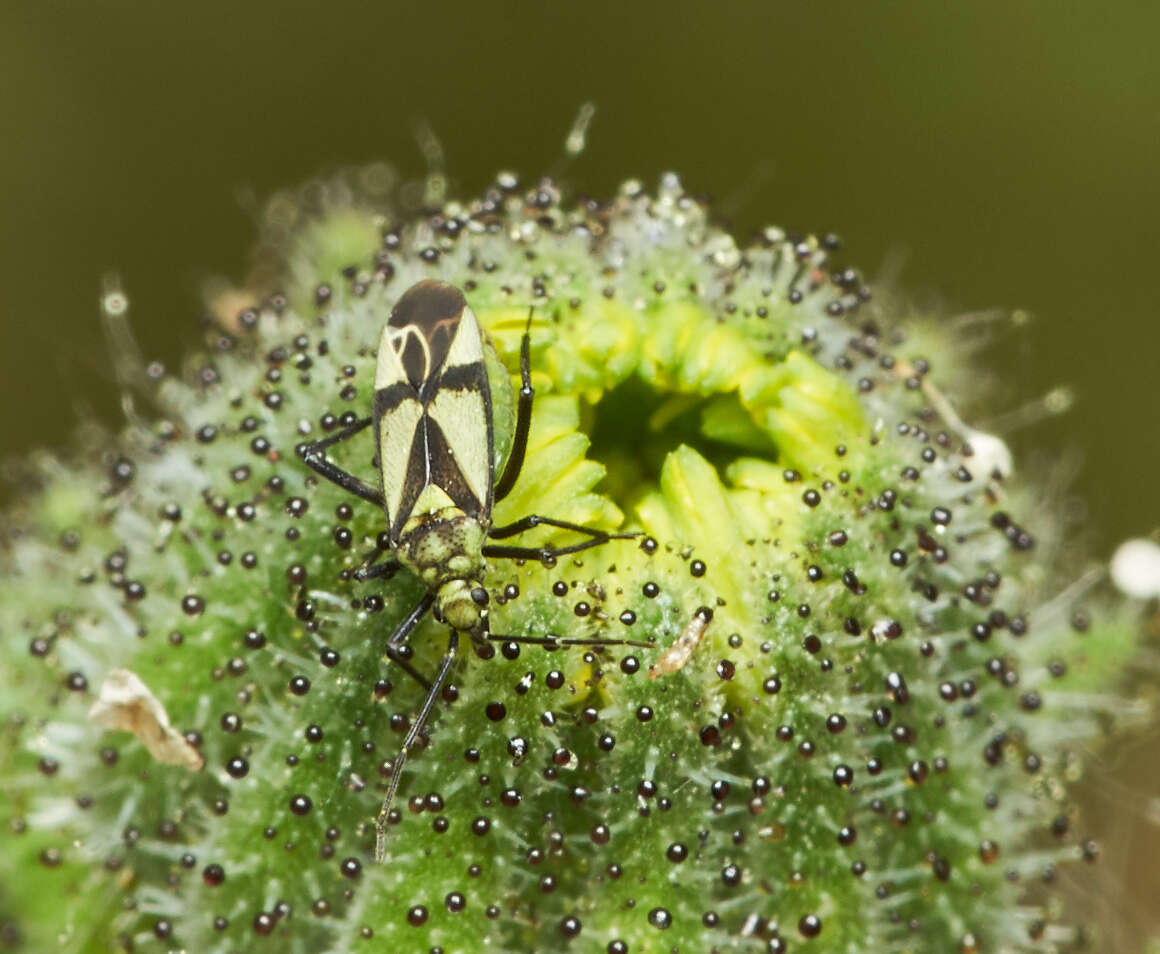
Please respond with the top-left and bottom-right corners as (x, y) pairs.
(298, 280), (640, 862)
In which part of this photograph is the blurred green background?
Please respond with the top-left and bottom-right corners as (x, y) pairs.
(1, 1), (1157, 948)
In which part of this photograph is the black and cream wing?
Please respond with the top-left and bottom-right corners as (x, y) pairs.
(373, 280), (495, 542)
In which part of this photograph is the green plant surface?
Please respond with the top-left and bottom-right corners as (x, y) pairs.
(0, 171), (1151, 954)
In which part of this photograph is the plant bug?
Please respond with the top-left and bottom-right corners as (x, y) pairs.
(297, 279), (644, 862)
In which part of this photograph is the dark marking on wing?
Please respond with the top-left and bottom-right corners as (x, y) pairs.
(439, 360), (488, 394)
(388, 280), (466, 392)
(391, 413), (484, 540)
(425, 415), (484, 517)
(374, 340), (488, 420)
(373, 381), (414, 416)
(378, 280), (499, 541)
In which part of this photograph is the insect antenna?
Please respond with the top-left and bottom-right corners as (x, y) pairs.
(484, 632), (654, 651)
(375, 630), (459, 864)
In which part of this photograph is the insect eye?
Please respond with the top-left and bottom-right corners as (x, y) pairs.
(470, 587), (489, 607)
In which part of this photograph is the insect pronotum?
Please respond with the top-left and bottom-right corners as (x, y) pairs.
(297, 279), (646, 862)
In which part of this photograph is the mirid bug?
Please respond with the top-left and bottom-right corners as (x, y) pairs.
(298, 279), (644, 862)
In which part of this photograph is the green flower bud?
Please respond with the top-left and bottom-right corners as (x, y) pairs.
(0, 170), (1149, 953)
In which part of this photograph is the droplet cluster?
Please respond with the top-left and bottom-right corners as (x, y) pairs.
(0, 168), (1144, 953)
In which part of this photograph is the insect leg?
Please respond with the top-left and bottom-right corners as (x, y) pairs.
(375, 629), (459, 864)
(488, 513), (638, 542)
(484, 517), (638, 562)
(352, 535), (401, 582)
(483, 540), (613, 563)
(383, 592), (437, 690)
(296, 417), (384, 507)
(492, 312), (534, 503)
(355, 560), (401, 582)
